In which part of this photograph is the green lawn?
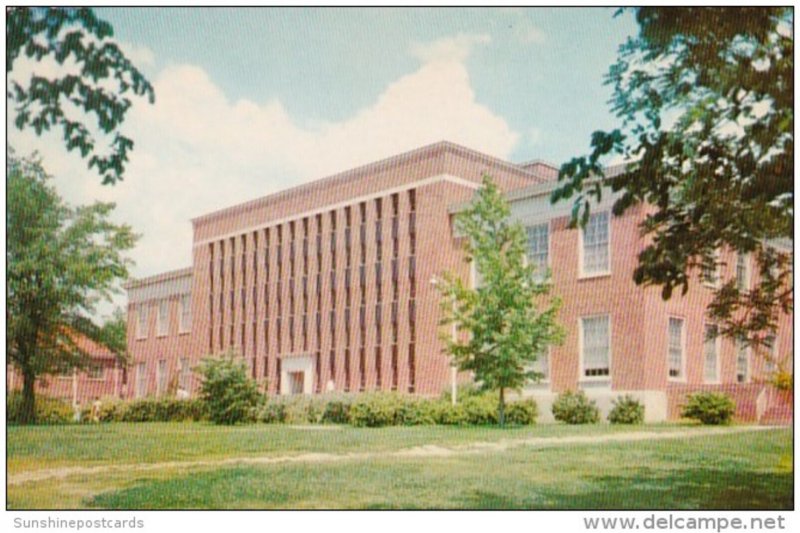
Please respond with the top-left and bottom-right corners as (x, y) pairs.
(6, 423), (792, 510)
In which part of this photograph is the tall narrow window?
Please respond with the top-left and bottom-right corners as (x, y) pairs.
(531, 348), (549, 382)
(703, 324), (719, 382)
(581, 315), (610, 377)
(667, 317), (684, 379)
(703, 248), (721, 287)
(136, 305), (149, 339)
(178, 358), (191, 391)
(736, 253), (750, 291)
(157, 300), (169, 336)
(179, 294), (192, 333)
(156, 359), (167, 397)
(736, 340), (749, 383)
(526, 223), (549, 279)
(764, 335), (778, 373)
(581, 211), (610, 276)
(135, 362), (147, 398)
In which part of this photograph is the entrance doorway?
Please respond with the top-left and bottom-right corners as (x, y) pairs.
(288, 371), (304, 395)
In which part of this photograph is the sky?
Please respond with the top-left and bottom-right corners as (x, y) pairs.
(7, 7), (638, 320)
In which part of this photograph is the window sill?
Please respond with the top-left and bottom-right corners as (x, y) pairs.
(178, 330), (191, 336)
(135, 337), (148, 341)
(703, 380), (721, 385)
(578, 378), (611, 388)
(578, 271), (611, 281)
(156, 333), (169, 339)
(667, 376), (686, 384)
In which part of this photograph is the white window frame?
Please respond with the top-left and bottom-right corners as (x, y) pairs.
(703, 324), (721, 384)
(136, 305), (149, 340)
(178, 357), (191, 391)
(535, 346), (551, 384)
(736, 252), (750, 291)
(526, 221), (550, 281)
(135, 362), (147, 398)
(470, 258), (483, 290)
(156, 359), (167, 397)
(579, 211), (611, 279)
(579, 314), (611, 383)
(736, 339), (750, 384)
(702, 248), (721, 288)
(763, 335), (778, 374)
(87, 365), (105, 381)
(667, 316), (686, 382)
(179, 294), (192, 334)
(157, 300), (169, 337)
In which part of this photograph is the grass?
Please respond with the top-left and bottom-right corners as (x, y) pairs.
(7, 421), (683, 473)
(6, 423), (792, 510)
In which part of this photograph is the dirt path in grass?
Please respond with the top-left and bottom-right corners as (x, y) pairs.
(8, 425), (778, 486)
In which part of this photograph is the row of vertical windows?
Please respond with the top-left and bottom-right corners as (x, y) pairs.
(671, 320), (758, 384)
(205, 189), (417, 393)
(136, 295), (191, 340)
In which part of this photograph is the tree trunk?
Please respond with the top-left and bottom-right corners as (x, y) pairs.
(498, 387), (506, 427)
(20, 369), (37, 425)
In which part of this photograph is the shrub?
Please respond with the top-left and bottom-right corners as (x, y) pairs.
(552, 390), (600, 424)
(320, 396), (353, 424)
(395, 397), (440, 426)
(460, 392), (499, 425)
(607, 395), (644, 424)
(349, 393), (403, 427)
(256, 402), (287, 424)
(196, 356), (263, 425)
(7, 393), (73, 424)
(435, 401), (469, 425)
(506, 399), (538, 425)
(770, 370), (793, 391)
(681, 392), (736, 425)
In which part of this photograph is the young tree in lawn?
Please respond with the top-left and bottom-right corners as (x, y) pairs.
(7, 152), (138, 424)
(7, 7), (155, 185)
(436, 176), (564, 426)
(552, 7), (792, 348)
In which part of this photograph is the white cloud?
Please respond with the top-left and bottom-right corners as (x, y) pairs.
(410, 33), (491, 64)
(8, 33), (520, 319)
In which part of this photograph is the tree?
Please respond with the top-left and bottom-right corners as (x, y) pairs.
(7, 7), (155, 185)
(89, 308), (128, 364)
(552, 7), (792, 348)
(196, 353), (263, 425)
(436, 176), (564, 426)
(7, 152), (138, 423)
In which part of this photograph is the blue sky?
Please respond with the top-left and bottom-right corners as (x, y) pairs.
(98, 7), (636, 164)
(9, 7), (638, 318)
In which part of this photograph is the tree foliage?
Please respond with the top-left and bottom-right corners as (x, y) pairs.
(437, 176), (564, 425)
(7, 7), (155, 185)
(7, 152), (138, 423)
(552, 7), (792, 347)
(196, 354), (263, 425)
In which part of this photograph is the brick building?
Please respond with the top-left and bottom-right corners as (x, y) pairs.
(7, 332), (125, 406)
(125, 141), (792, 422)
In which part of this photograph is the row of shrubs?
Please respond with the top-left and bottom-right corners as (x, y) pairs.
(552, 391), (643, 424)
(7, 390), (736, 426)
(551, 390), (736, 425)
(255, 392), (538, 427)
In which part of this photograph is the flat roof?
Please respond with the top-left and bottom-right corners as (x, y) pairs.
(123, 267), (192, 290)
(190, 141), (545, 226)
